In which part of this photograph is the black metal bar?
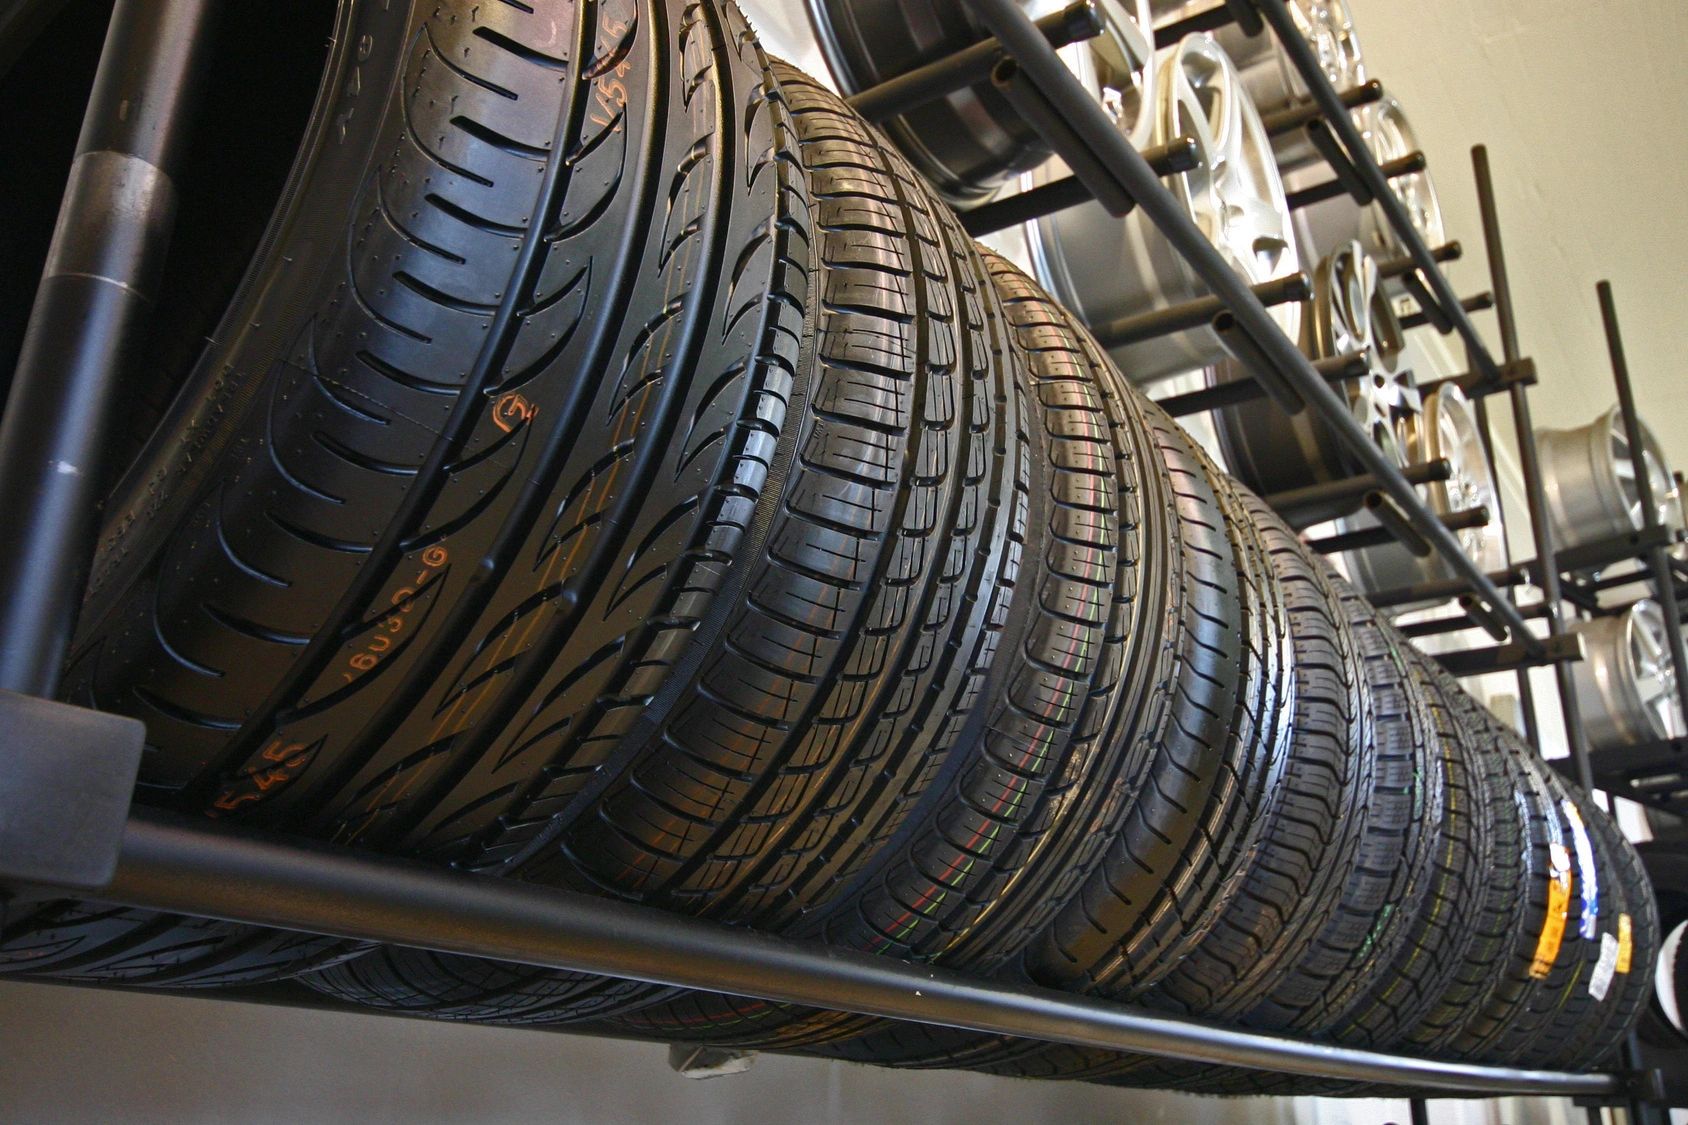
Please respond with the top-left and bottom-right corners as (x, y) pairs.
(1263, 459), (1453, 529)
(960, 0), (1534, 643)
(1401, 291), (1493, 333)
(0, 0), (220, 696)
(961, 175), (1093, 237)
(1548, 526), (1681, 577)
(847, 1), (1103, 123)
(1367, 565), (1533, 610)
(1303, 117), (1374, 205)
(1211, 310), (1305, 415)
(1090, 271), (1311, 349)
(1255, 0), (1501, 383)
(960, 136), (1201, 237)
(57, 808), (1617, 1097)
(1398, 271), (1453, 334)
(1153, 1), (1253, 48)
(1378, 240), (1462, 280)
(1260, 79), (1385, 138)
(1420, 356), (1536, 399)
(1305, 504), (1489, 556)
(1436, 633), (1583, 679)
(1459, 593), (1512, 644)
(990, 58), (1134, 215)
(1287, 150), (1424, 211)
(1599, 280), (1688, 731)
(1401, 600), (1551, 640)
(1470, 144), (1593, 788)
(1156, 352), (1368, 418)
(1363, 491), (1434, 557)
(1410, 1098), (1431, 1125)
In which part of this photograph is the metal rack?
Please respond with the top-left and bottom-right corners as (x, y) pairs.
(0, 0), (1680, 1112)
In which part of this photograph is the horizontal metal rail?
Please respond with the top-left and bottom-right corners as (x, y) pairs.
(48, 809), (1619, 1098)
(961, 0), (1537, 648)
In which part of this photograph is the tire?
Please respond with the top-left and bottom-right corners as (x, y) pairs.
(1392, 660), (1533, 1058)
(1518, 778), (1659, 1069)
(1576, 800), (1661, 1065)
(817, 366), (1295, 1075)
(311, 48), (1038, 1021)
(1008, 495), (1375, 1088)
(1438, 729), (1577, 1063)
(5, 0), (809, 992)
(608, 229), (1138, 1048)
(1318, 647), (1490, 1049)
(1229, 581), (1444, 1037)
(1141, 492), (1372, 1023)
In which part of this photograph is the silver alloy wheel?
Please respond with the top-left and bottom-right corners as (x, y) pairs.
(1538, 406), (1677, 555)
(805, 0), (1156, 206)
(1211, 0), (1366, 171)
(1572, 600), (1686, 750)
(1028, 33), (1300, 383)
(1213, 241), (1416, 495)
(1345, 384), (1505, 599)
(1295, 93), (1445, 261)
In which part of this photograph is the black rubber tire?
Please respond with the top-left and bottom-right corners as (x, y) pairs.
(1519, 778), (1659, 1070)
(5, 0), (811, 990)
(1318, 647), (1490, 1049)
(1577, 800), (1662, 1064)
(310, 49), (1041, 1021)
(1229, 581), (1444, 1037)
(1393, 660), (1534, 1058)
(1438, 729), (1578, 1064)
(1014, 501), (1378, 1089)
(606, 235), (1145, 1047)
(1222, 647), (1501, 1099)
(813, 382), (1297, 1075)
(1142, 492), (1372, 1022)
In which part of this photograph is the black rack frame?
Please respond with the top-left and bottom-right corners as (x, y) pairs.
(0, 0), (1681, 1112)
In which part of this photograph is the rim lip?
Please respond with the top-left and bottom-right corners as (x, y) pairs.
(1273, 0), (1367, 101)
(1420, 384), (1506, 574)
(1542, 405), (1678, 550)
(1595, 404), (1677, 533)
(1360, 94), (1446, 253)
(1576, 600), (1687, 745)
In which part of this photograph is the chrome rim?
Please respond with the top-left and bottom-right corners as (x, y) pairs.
(1574, 601), (1687, 748)
(1361, 94), (1445, 251)
(1212, 242), (1412, 495)
(1426, 386), (1505, 573)
(1540, 406), (1677, 554)
(1026, 33), (1299, 383)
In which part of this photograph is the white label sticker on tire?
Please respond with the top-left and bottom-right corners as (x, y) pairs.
(1589, 932), (1621, 1002)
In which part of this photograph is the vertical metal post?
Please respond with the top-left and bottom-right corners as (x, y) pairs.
(1409, 1097), (1431, 1125)
(1471, 146), (1596, 792)
(0, 0), (219, 696)
(1597, 281), (1688, 728)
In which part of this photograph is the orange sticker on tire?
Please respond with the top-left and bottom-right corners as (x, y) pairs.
(1616, 913), (1634, 974)
(1529, 842), (1573, 980)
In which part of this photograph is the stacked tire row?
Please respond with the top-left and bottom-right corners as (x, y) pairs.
(0, 0), (1658, 1094)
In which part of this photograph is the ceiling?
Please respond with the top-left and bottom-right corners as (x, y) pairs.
(1345, 0), (1688, 473)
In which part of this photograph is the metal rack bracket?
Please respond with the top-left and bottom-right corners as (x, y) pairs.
(0, 691), (144, 888)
